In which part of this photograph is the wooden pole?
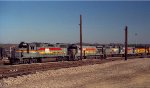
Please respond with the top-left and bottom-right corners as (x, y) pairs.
(125, 26), (128, 60)
(80, 15), (82, 60)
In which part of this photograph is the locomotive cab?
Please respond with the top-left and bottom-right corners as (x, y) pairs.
(10, 42), (39, 64)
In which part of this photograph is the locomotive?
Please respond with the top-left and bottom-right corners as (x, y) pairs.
(10, 42), (104, 64)
(9, 42), (150, 64)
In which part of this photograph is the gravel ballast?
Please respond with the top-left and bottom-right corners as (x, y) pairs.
(1, 58), (150, 88)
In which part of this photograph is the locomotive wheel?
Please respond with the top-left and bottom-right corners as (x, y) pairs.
(23, 59), (29, 64)
(30, 59), (37, 63)
(33, 59), (37, 63)
(62, 57), (67, 61)
(12, 59), (20, 65)
(56, 57), (63, 61)
(59, 57), (63, 61)
(68, 57), (74, 61)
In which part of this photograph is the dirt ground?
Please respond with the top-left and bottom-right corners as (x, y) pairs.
(1, 58), (150, 88)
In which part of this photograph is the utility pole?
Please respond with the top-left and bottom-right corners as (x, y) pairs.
(79, 15), (82, 60)
(147, 47), (149, 55)
(145, 45), (147, 57)
(125, 26), (128, 60)
(10, 47), (12, 58)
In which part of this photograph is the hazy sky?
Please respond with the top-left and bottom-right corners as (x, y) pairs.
(0, 1), (150, 44)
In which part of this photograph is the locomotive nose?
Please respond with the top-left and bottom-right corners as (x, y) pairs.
(68, 44), (78, 60)
(68, 44), (78, 54)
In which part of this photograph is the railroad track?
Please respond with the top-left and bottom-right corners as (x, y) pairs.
(0, 56), (148, 79)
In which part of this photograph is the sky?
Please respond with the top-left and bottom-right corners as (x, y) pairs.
(0, 1), (150, 44)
